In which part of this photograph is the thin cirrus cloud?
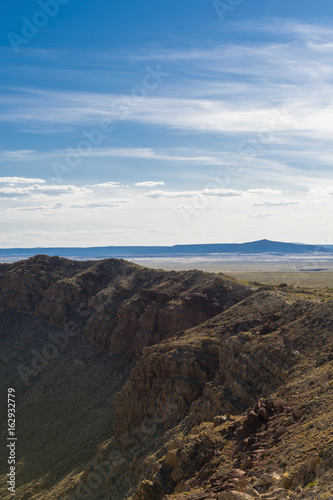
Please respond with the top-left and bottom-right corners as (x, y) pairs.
(90, 181), (122, 188)
(0, 176), (46, 184)
(134, 181), (165, 187)
(143, 188), (244, 199)
(253, 201), (299, 207)
(0, 148), (226, 165)
(1, 150), (36, 159)
(1, 88), (330, 153)
(0, 184), (92, 199)
(72, 148), (226, 164)
(1, 20), (333, 246)
(250, 213), (286, 219)
(0, 91), (291, 134)
(1, 20), (333, 200)
(2, 22), (333, 139)
(142, 188), (283, 199)
(9, 199), (131, 213)
(245, 189), (282, 195)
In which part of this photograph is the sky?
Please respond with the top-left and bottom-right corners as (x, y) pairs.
(1, 0), (333, 247)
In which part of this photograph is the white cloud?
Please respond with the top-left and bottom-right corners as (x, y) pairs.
(253, 200), (299, 207)
(2, 21), (333, 246)
(4, 23), (333, 138)
(0, 177), (46, 184)
(9, 199), (131, 213)
(74, 147), (225, 164)
(0, 184), (92, 199)
(90, 181), (121, 188)
(142, 188), (284, 199)
(1, 150), (36, 159)
(143, 188), (245, 199)
(246, 189), (282, 196)
(308, 186), (333, 197)
(134, 181), (165, 187)
(0, 147), (227, 165)
(250, 213), (287, 219)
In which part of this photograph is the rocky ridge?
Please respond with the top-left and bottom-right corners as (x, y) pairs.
(105, 291), (333, 500)
(0, 255), (252, 361)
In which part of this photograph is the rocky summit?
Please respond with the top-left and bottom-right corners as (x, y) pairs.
(0, 256), (332, 500)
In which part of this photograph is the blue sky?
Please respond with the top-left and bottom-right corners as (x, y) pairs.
(1, 0), (333, 247)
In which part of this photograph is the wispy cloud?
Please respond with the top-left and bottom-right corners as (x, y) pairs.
(2, 20), (333, 246)
(2, 22), (333, 139)
(142, 188), (281, 199)
(0, 184), (92, 199)
(0, 176), (46, 184)
(250, 212), (287, 219)
(9, 199), (131, 213)
(90, 181), (121, 188)
(143, 188), (242, 199)
(134, 181), (165, 187)
(246, 189), (282, 196)
(253, 200), (299, 207)
(0, 147), (227, 165)
(308, 186), (333, 197)
(1, 150), (36, 159)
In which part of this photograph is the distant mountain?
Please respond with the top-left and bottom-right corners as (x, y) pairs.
(171, 239), (329, 255)
(0, 239), (330, 259)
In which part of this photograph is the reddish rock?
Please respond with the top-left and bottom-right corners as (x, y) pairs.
(228, 470), (246, 479)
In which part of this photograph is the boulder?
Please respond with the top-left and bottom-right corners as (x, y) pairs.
(132, 479), (159, 500)
(171, 466), (184, 483)
(254, 472), (280, 487)
(164, 450), (180, 468)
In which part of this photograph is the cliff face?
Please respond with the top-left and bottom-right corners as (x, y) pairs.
(111, 292), (333, 500)
(114, 291), (300, 448)
(0, 255), (253, 361)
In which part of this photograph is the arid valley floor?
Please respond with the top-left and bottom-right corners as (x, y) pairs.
(131, 257), (333, 289)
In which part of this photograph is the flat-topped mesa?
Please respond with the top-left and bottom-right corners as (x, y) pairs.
(0, 255), (254, 360)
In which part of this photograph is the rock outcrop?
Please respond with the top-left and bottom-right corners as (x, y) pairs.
(0, 256), (253, 361)
(112, 292), (333, 500)
(114, 291), (308, 449)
